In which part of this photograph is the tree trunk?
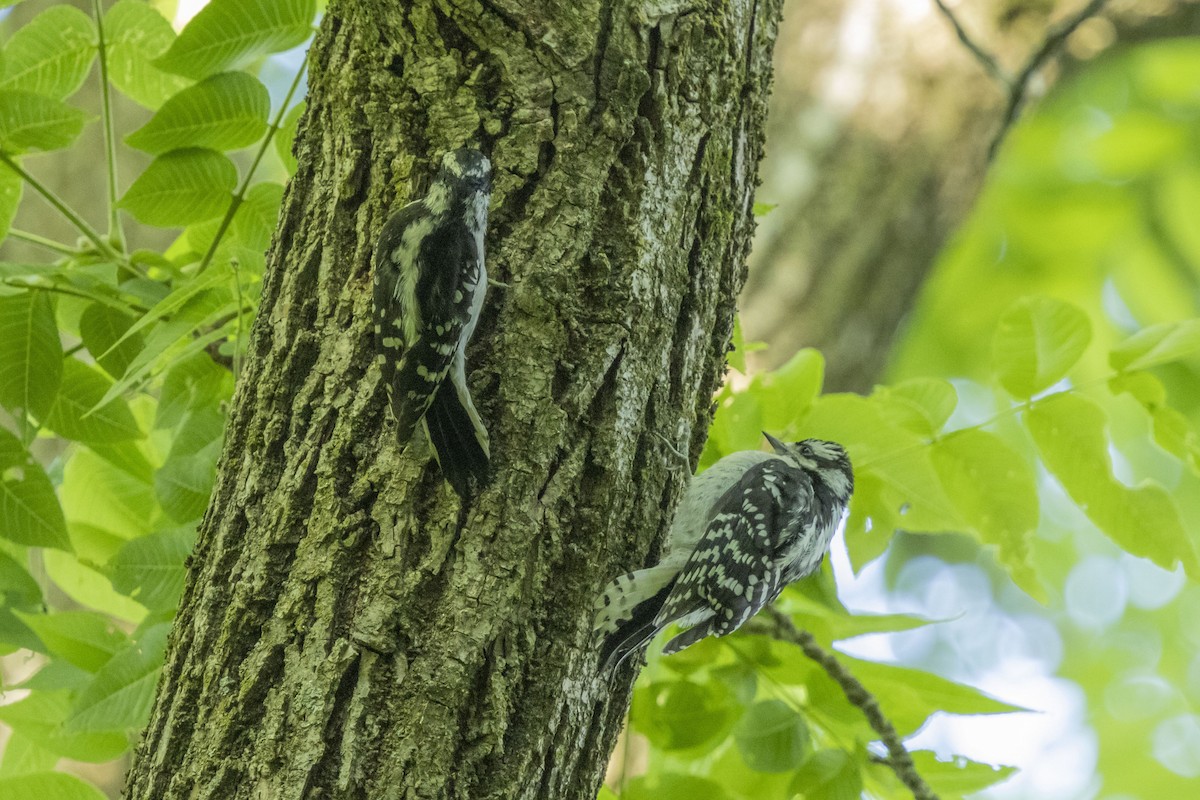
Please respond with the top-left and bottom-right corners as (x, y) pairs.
(123, 0), (782, 797)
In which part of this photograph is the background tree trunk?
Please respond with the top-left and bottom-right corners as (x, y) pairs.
(123, 0), (783, 797)
(742, 0), (1200, 392)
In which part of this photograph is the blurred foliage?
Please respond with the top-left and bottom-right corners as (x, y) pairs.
(0, 0), (312, 796)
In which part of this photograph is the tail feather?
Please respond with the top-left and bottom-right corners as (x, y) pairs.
(595, 565), (679, 671)
(424, 378), (490, 498)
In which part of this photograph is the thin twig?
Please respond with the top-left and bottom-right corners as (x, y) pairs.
(92, 0), (126, 253)
(757, 608), (939, 800)
(7, 228), (79, 256)
(931, 0), (1010, 86)
(197, 51), (309, 275)
(0, 152), (123, 264)
(989, 0), (1111, 159)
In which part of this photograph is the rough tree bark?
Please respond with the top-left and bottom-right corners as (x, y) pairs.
(124, 0), (782, 798)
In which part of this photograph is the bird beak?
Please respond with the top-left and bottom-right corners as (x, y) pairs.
(763, 431), (787, 454)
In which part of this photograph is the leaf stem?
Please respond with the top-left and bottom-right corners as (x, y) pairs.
(0, 151), (122, 263)
(92, 0), (126, 253)
(7, 229), (79, 256)
(758, 609), (939, 800)
(197, 51), (309, 275)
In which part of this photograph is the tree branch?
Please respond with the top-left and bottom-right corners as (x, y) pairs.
(756, 607), (940, 800)
(988, 0), (1111, 159)
(931, 0), (1010, 86)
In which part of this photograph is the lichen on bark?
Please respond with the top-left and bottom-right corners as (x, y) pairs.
(124, 1), (784, 797)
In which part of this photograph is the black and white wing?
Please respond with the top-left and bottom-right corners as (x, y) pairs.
(654, 459), (815, 655)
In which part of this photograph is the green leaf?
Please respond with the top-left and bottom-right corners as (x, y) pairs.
(68, 624), (169, 733)
(16, 610), (127, 671)
(757, 348), (824, 434)
(105, 0), (192, 109)
(0, 6), (96, 99)
(44, 358), (143, 443)
(79, 302), (143, 379)
(779, 592), (932, 643)
(789, 749), (862, 800)
(733, 699), (810, 773)
(909, 751), (1017, 797)
(108, 526), (195, 611)
(0, 91), (88, 151)
(274, 99), (304, 174)
(840, 657), (1026, 737)
(0, 150), (23, 239)
(0, 549), (41, 608)
(1027, 393), (1200, 577)
(61, 446), (159, 540)
(0, 291), (61, 419)
(931, 430), (1043, 600)
(0, 733), (59, 777)
(0, 429), (70, 549)
(0, 691), (128, 762)
(155, 0), (316, 80)
(43, 549), (147, 625)
(187, 180), (283, 276)
(992, 296), (1091, 398)
(1110, 319), (1200, 371)
(156, 405), (223, 522)
(0, 772), (108, 800)
(127, 71), (270, 154)
(874, 378), (957, 437)
(118, 148), (237, 226)
(624, 774), (730, 800)
(156, 351), (234, 430)
(631, 680), (741, 755)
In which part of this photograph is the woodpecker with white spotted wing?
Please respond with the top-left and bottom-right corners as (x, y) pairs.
(373, 149), (492, 498)
(595, 433), (853, 671)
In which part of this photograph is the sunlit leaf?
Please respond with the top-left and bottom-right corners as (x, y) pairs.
(631, 680), (741, 755)
(155, 0), (316, 80)
(992, 296), (1091, 398)
(1027, 393), (1200, 578)
(839, 657), (1026, 737)
(0, 429), (70, 549)
(758, 347), (824, 434)
(105, 0), (192, 109)
(127, 71), (270, 154)
(108, 526), (195, 611)
(931, 430), (1042, 599)
(734, 700), (810, 773)
(0, 5), (95, 99)
(44, 358), (142, 443)
(0, 772), (108, 800)
(156, 405), (223, 522)
(0, 91), (87, 151)
(0, 691), (127, 762)
(1110, 319), (1200, 372)
(0, 291), (61, 419)
(67, 624), (169, 733)
(874, 378), (957, 437)
(624, 774), (730, 800)
(909, 751), (1017, 797)
(15, 610), (126, 671)
(118, 148), (237, 226)
(789, 749), (862, 800)
(44, 549), (147, 625)
(61, 446), (159, 539)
